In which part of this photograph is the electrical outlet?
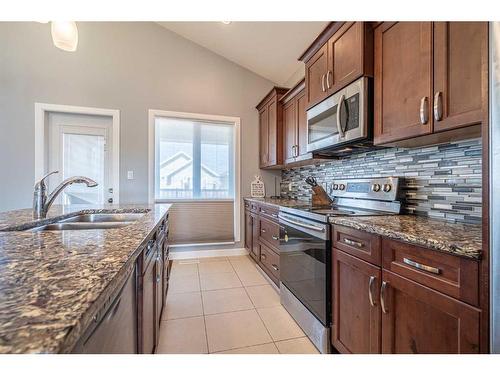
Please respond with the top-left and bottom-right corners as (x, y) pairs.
(127, 171), (134, 180)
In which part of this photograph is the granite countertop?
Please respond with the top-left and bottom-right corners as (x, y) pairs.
(329, 215), (482, 260)
(243, 197), (310, 209)
(0, 203), (171, 354)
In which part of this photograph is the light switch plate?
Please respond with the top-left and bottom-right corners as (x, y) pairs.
(127, 171), (134, 180)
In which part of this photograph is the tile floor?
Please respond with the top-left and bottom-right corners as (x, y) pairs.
(156, 255), (319, 354)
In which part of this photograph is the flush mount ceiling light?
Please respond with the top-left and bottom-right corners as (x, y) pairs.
(51, 21), (78, 52)
(221, 21), (232, 25)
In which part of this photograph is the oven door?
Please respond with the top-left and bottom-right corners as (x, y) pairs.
(306, 76), (368, 153)
(278, 212), (331, 326)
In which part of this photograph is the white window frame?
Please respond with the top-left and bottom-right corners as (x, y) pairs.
(148, 109), (241, 241)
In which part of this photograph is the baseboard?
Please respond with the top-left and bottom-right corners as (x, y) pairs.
(169, 247), (249, 260)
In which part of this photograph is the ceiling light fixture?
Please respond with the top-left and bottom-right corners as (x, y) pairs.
(51, 21), (78, 52)
(221, 21), (232, 25)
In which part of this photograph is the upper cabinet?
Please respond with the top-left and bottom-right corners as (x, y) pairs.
(257, 87), (289, 169)
(301, 22), (374, 109)
(374, 22), (487, 145)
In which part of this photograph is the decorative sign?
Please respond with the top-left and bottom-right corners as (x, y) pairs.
(250, 175), (265, 198)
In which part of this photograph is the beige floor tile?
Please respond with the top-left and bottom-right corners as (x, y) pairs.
(172, 259), (200, 264)
(230, 258), (257, 272)
(217, 342), (279, 354)
(205, 309), (272, 353)
(168, 274), (201, 293)
(275, 337), (320, 354)
(245, 285), (281, 308)
(163, 291), (203, 320)
(202, 288), (254, 315)
(228, 255), (254, 265)
(200, 271), (242, 291)
(198, 260), (233, 275)
(197, 256), (228, 263)
(234, 267), (269, 287)
(156, 316), (208, 354)
(257, 306), (305, 341)
(170, 262), (198, 278)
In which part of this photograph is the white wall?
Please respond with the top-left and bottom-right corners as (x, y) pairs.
(0, 21), (280, 247)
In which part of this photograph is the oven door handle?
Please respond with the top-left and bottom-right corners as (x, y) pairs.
(279, 215), (325, 233)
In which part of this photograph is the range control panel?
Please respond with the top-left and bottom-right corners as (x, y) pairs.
(329, 177), (401, 202)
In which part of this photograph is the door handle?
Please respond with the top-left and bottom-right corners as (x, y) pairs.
(368, 276), (377, 307)
(272, 235), (279, 240)
(326, 70), (332, 90)
(336, 94), (346, 137)
(433, 91), (443, 121)
(321, 74), (326, 92)
(420, 96), (429, 125)
(271, 264), (279, 271)
(380, 281), (389, 314)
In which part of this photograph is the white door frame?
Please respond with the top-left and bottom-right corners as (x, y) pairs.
(34, 103), (120, 203)
(148, 109), (241, 242)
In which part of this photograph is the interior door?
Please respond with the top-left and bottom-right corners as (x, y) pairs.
(374, 22), (433, 144)
(433, 22), (487, 132)
(48, 112), (114, 204)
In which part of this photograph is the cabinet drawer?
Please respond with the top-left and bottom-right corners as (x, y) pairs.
(250, 202), (259, 213)
(259, 205), (279, 221)
(333, 225), (381, 266)
(381, 238), (479, 306)
(260, 243), (280, 283)
(259, 216), (280, 249)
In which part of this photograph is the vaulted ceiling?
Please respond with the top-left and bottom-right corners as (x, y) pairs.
(158, 22), (328, 86)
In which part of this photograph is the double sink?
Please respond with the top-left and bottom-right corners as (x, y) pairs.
(27, 213), (145, 232)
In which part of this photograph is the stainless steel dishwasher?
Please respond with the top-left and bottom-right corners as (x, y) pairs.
(72, 268), (137, 354)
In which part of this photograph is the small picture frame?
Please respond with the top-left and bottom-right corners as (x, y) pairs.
(250, 175), (265, 198)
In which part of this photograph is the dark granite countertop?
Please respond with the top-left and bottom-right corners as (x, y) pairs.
(330, 215), (482, 260)
(243, 197), (310, 209)
(0, 203), (171, 354)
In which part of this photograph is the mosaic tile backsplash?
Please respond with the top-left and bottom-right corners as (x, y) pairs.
(280, 138), (482, 223)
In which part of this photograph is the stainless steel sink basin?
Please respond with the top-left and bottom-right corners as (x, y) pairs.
(60, 213), (145, 223)
(26, 212), (145, 232)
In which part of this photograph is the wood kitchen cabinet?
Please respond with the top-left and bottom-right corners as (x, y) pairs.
(251, 212), (260, 261)
(301, 22), (374, 109)
(332, 248), (381, 354)
(256, 87), (289, 169)
(331, 225), (482, 354)
(140, 247), (156, 354)
(374, 22), (487, 145)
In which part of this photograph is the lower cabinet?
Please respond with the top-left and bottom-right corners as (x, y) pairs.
(331, 226), (481, 354)
(332, 248), (381, 354)
(250, 212), (260, 262)
(140, 249), (156, 354)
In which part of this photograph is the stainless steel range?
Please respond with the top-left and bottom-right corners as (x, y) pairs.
(278, 177), (403, 353)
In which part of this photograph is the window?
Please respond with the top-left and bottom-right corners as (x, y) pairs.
(152, 114), (236, 201)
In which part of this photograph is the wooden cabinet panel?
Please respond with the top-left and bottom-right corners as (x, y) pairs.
(296, 90), (308, 157)
(374, 22), (433, 144)
(267, 99), (279, 166)
(333, 225), (381, 266)
(328, 22), (364, 93)
(433, 22), (487, 132)
(259, 107), (269, 168)
(155, 250), (163, 341)
(141, 256), (156, 354)
(259, 216), (280, 249)
(381, 270), (480, 353)
(283, 99), (297, 163)
(250, 212), (260, 262)
(260, 243), (280, 285)
(244, 209), (253, 253)
(332, 249), (381, 354)
(305, 44), (329, 108)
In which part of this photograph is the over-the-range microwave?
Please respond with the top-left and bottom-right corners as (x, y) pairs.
(306, 76), (372, 156)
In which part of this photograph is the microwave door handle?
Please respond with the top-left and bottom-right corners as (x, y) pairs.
(336, 94), (346, 138)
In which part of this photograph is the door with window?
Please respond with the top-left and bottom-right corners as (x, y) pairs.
(48, 112), (114, 205)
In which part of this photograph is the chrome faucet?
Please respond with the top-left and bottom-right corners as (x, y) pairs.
(33, 171), (98, 219)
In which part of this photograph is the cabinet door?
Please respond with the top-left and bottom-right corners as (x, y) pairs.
(296, 90), (308, 157)
(250, 213), (260, 261)
(267, 98), (280, 166)
(283, 99), (297, 163)
(155, 251), (163, 341)
(328, 22), (364, 93)
(305, 44), (329, 108)
(259, 107), (269, 168)
(381, 270), (481, 354)
(244, 210), (253, 252)
(332, 248), (381, 354)
(374, 22), (433, 144)
(433, 22), (487, 132)
(141, 257), (156, 354)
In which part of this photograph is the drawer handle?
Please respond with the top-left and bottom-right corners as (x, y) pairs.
(261, 229), (266, 233)
(368, 276), (376, 307)
(403, 258), (441, 275)
(271, 264), (279, 271)
(343, 238), (364, 248)
(261, 254), (267, 260)
(272, 213), (278, 218)
(380, 281), (389, 314)
(272, 235), (279, 240)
